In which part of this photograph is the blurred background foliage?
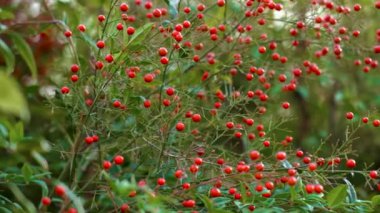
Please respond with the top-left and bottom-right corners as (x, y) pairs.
(0, 0), (380, 210)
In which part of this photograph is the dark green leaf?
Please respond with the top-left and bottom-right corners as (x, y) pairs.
(21, 163), (33, 184)
(8, 33), (37, 79)
(0, 39), (15, 75)
(343, 178), (357, 203)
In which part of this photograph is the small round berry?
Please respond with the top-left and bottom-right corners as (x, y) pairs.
(98, 15), (106, 22)
(84, 136), (94, 144)
(166, 87), (175, 96)
(362, 117), (369, 123)
(157, 178), (166, 186)
(71, 75), (79, 82)
(127, 27), (135, 35)
(77, 24), (86, 32)
(113, 100), (121, 108)
(226, 122), (234, 129)
(314, 184), (324, 194)
(282, 102), (290, 109)
(114, 155), (124, 165)
(103, 160), (112, 170)
(305, 184), (314, 194)
(249, 150), (260, 160)
(373, 119), (380, 127)
(176, 122), (185, 131)
(369, 170), (378, 179)
(192, 114), (201, 122)
(120, 204), (129, 213)
(120, 3), (129, 12)
(41, 197), (51, 206)
(54, 185), (66, 197)
(346, 159), (356, 168)
(64, 30), (72, 37)
(143, 100), (151, 108)
(144, 73), (154, 83)
(209, 187), (221, 197)
(182, 182), (191, 190)
(276, 151), (287, 161)
(346, 112), (354, 120)
(158, 47), (168, 56)
(61, 86), (70, 94)
(71, 64), (79, 73)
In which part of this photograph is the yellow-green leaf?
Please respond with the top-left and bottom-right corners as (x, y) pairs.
(0, 73), (30, 121)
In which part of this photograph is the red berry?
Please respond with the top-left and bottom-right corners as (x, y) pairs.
(41, 197), (51, 206)
(84, 136), (94, 144)
(226, 122), (234, 129)
(157, 178), (166, 186)
(305, 184), (314, 194)
(127, 27), (135, 35)
(282, 102), (290, 109)
(346, 159), (356, 168)
(249, 150), (260, 160)
(346, 112), (354, 120)
(182, 199), (196, 208)
(362, 117), (369, 123)
(276, 151), (287, 161)
(369, 170), (378, 179)
(158, 47), (168, 56)
(77, 24), (86, 32)
(176, 122), (185, 131)
(54, 185), (65, 197)
(160, 57), (169, 64)
(113, 100), (121, 108)
(64, 30), (72, 37)
(71, 64), (79, 73)
(114, 155), (124, 165)
(210, 187), (221, 197)
(373, 119), (380, 127)
(143, 100), (151, 108)
(194, 157), (203, 165)
(288, 176), (297, 186)
(192, 114), (201, 122)
(103, 161), (112, 170)
(144, 73), (154, 83)
(120, 3), (129, 12)
(98, 15), (106, 22)
(182, 182), (190, 190)
(174, 169), (183, 179)
(314, 184), (324, 194)
(61, 86), (70, 94)
(71, 75), (79, 82)
(120, 204), (129, 213)
(166, 87), (175, 96)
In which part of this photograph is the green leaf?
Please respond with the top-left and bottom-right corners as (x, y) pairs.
(0, 73), (30, 120)
(371, 195), (380, 208)
(21, 163), (33, 184)
(343, 178), (357, 203)
(9, 122), (24, 143)
(127, 23), (154, 48)
(326, 184), (347, 208)
(0, 39), (15, 75)
(0, 9), (15, 20)
(56, 183), (85, 213)
(9, 33), (37, 79)
(32, 180), (49, 197)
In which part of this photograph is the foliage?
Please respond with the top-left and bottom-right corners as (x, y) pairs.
(1, 0), (380, 212)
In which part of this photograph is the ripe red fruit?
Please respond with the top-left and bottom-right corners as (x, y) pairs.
(77, 24), (86, 32)
(265, 181), (275, 190)
(305, 184), (314, 194)
(120, 204), (129, 213)
(144, 73), (154, 83)
(41, 197), (51, 206)
(308, 162), (317, 171)
(369, 170), (378, 179)
(194, 157), (203, 165)
(120, 3), (129, 12)
(113, 100), (121, 108)
(160, 57), (169, 64)
(189, 164), (199, 173)
(158, 47), (168, 56)
(373, 119), (380, 127)
(282, 102), (290, 109)
(258, 46), (266, 54)
(217, 0), (225, 7)
(114, 155), (124, 165)
(210, 187), (221, 197)
(276, 151), (287, 161)
(375, 45), (380, 54)
(61, 86), (70, 94)
(346, 159), (356, 168)
(249, 150), (260, 160)
(143, 100), (151, 108)
(157, 178), (166, 186)
(166, 87), (175, 96)
(226, 122), (234, 129)
(182, 199), (196, 208)
(176, 122), (185, 131)
(346, 112), (354, 120)
(71, 64), (79, 73)
(64, 30), (72, 37)
(174, 170), (183, 179)
(288, 176), (297, 186)
(224, 166), (233, 174)
(127, 27), (135, 35)
(103, 161), (112, 170)
(192, 114), (201, 122)
(96, 41), (105, 49)
(314, 184), (324, 194)
(84, 136), (94, 144)
(362, 117), (369, 123)
(182, 182), (190, 189)
(105, 54), (114, 63)
(71, 75), (79, 82)
(98, 15), (106, 22)
(54, 185), (65, 197)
